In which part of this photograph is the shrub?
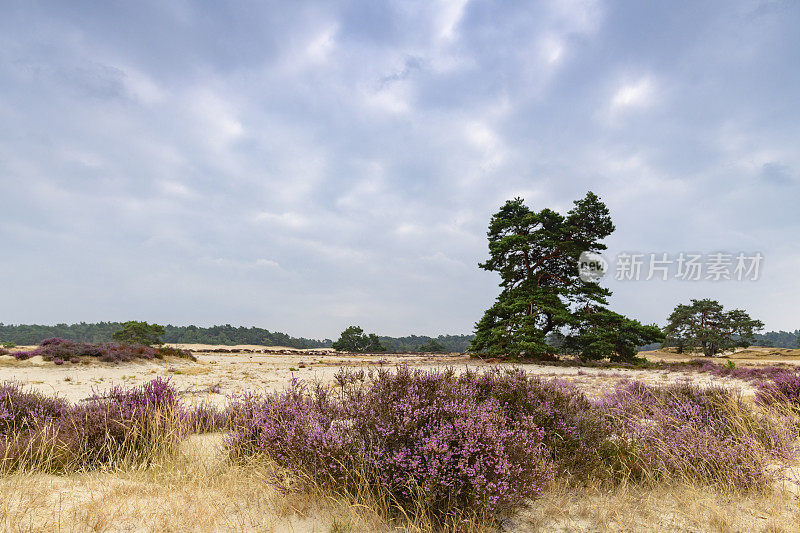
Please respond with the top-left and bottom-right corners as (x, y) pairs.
(602, 381), (797, 488)
(0, 382), (68, 436)
(183, 403), (229, 433)
(664, 359), (796, 382)
(9, 338), (195, 364)
(228, 367), (800, 525)
(1, 378), (184, 473)
(459, 367), (628, 479)
(228, 367), (554, 525)
(756, 372), (800, 410)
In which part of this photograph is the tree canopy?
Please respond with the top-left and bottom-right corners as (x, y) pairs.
(663, 299), (764, 356)
(112, 321), (166, 346)
(470, 192), (663, 361)
(332, 326), (387, 353)
(417, 339), (447, 353)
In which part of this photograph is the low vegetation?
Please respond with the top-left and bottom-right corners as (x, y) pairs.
(4, 337), (195, 364)
(225, 366), (798, 529)
(0, 378), (182, 473)
(2, 364), (799, 530)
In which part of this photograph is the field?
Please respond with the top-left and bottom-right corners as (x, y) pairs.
(2, 345), (800, 532)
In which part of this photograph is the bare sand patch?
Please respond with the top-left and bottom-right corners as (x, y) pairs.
(5, 345), (796, 407)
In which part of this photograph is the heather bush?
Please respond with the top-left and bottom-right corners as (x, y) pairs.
(602, 381), (797, 488)
(183, 402), (229, 433)
(0, 382), (68, 436)
(228, 367), (800, 525)
(459, 367), (629, 479)
(228, 367), (555, 525)
(756, 372), (800, 410)
(1, 378), (184, 473)
(9, 338), (196, 364)
(664, 359), (796, 382)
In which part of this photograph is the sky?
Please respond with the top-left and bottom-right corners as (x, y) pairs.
(1, 0), (799, 339)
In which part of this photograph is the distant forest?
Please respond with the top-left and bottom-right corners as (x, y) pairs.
(751, 330), (800, 348)
(0, 322), (475, 352)
(1, 322), (795, 352)
(0, 322), (330, 349)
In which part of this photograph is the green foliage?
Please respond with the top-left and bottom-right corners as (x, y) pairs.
(565, 309), (665, 363)
(332, 326), (387, 353)
(112, 321), (166, 347)
(1, 341), (16, 349)
(379, 334), (473, 353)
(749, 329), (800, 348)
(471, 192), (656, 362)
(0, 322), (333, 349)
(663, 299), (764, 357)
(416, 339), (447, 353)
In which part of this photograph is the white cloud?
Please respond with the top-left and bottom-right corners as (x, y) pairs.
(539, 35), (566, 66)
(158, 180), (194, 198)
(252, 211), (309, 229)
(305, 24), (338, 65)
(2, 0), (800, 335)
(121, 67), (165, 105)
(203, 257), (281, 270)
(436, 0), (470, 42)
(186, 89), (244, 147)
(611, 76), (656, 111)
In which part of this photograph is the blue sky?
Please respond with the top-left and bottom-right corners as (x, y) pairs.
(1, 0), (798, 338)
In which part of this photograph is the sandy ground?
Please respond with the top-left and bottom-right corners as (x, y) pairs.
(3, 345), (800, 407)
(3, 345), (800, 532)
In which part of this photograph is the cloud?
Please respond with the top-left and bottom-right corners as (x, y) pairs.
(610, 76), (656, 112)
(0, 0), (799, 336)
(436, 0), (470, 42)
(252, 211), (309, 229)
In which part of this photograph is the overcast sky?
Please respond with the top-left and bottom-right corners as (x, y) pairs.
(1, 0), (798, 338)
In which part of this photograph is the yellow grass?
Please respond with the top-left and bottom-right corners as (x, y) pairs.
(3, 348), (800, 531)
(1, 432), (798, 532)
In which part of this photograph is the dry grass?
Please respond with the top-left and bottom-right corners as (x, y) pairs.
(4, 352), (800, 531)
(2, 432), (799, 532)
(524, 481), (800, 532)
(0, 434), (385, 532)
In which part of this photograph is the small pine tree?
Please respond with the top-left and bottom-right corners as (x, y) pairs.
(663, 299), (763, 357)
(112, 321), (166, 347)
(332, 326), (387, 353)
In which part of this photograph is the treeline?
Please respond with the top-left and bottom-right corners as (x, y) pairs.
(0, 322), (476, 352)
(378, 334), (475, 353)
(7, 321), (788, 353)
(161, 324), (331, 348)
(0, 322), (331, 349)
(751, 330), (800, 348)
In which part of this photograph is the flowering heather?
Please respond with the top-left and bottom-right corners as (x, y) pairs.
(229, 365), (800, 526)
(602, 381), (797, 488)
(183, 403), (229, 433)
(458, 367), (629, 479)
(8, 338), (196, 363)
(664, 359), (798, 382)
(1, 378), (184, 472)
(0, 382), (68, 437)
(228, 367), (555, 524)
(756, 372), (800, 410)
